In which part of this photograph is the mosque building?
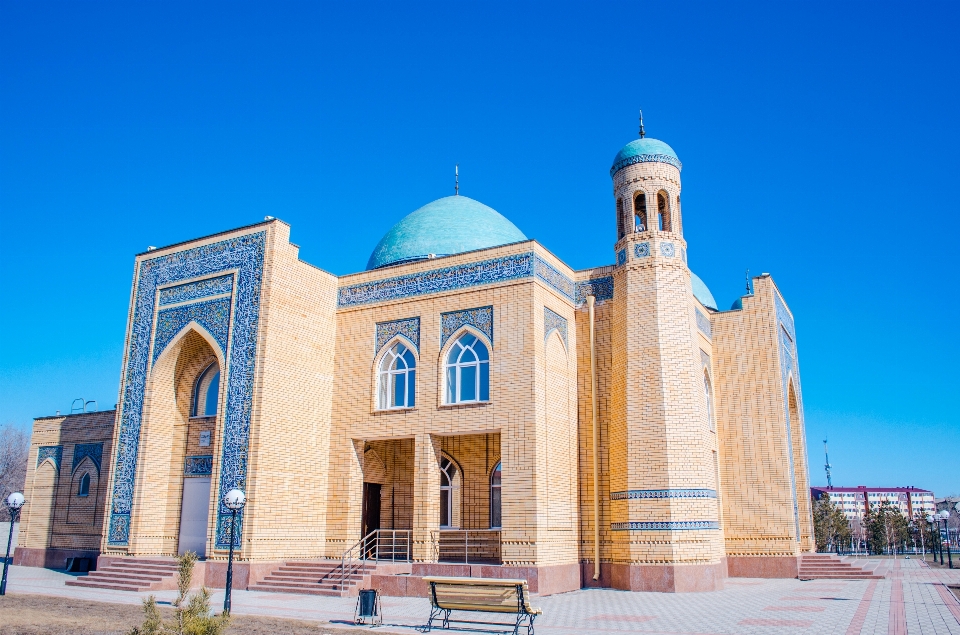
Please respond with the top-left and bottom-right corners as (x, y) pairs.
(16, 126), (814, 595)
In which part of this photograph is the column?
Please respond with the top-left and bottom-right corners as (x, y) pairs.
(413, 433), (441, 563)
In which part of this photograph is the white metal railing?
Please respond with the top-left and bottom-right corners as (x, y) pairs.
(338, 529), (412, 590)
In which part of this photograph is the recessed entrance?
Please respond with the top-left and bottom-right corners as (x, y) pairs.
(178, 477), (211, 557)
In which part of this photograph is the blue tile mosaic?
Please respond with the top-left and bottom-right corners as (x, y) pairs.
(660, 242), (675, 258)
(634, 242), (650, 258)
(611, 521), (719, 531)
(682, 247), (687, 264)
(72, 443), (103, 473)
(695, 308), (712, 338)
(543, 307), (568, 349)
(338, 253), (579, 308)
(441, 306), (493, 349)
(375, 317), (421, 355)
(108, 231), (265, 548)
(37, 446), (63, 471)
(610, 153), (683, 177)
(775, 291), (802, 542)
(153, 298), (232, 363)
(616, 249), (626, 266)
(610, 489), (717, 500)
(575, 277), (614, 305)
(158, 275), (234, 306)
(700, 349), (710, 369)
(184, 455), (214, 476)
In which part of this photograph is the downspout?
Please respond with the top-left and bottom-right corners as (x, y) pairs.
(588, 295), (600, 580)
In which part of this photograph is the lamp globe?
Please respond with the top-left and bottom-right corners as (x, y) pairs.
(224, 489), (245, 511)
(5, 493), (24, 511)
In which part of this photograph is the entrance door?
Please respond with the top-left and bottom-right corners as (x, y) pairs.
(178, 477), (211, 557)
(362, 483), (382, 537)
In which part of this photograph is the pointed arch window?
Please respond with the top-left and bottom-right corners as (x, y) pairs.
(704, 370), (715, 432)
(191, 362), (220, 417)
(378, 342), (417, 409)
(440, 457), (458, 528)
(490, 462), (502, 529)
(444, 333), (490, 404)
(77, 472), (90, 497)
(657, 191), (671, 232)
(634, 193), (647, 231)
(616, 198), (625, 239)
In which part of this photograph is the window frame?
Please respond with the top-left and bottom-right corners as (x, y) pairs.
(375, 339), (418, 411)
(703, 367), (715, 432)
(190, 361), (221, 418)
(490, 461), (502, 529)
(634, 192), (647, 232)
(442, 330), (491, 405)
(439, 456), (458, 528)
(77, 472), (90, 497)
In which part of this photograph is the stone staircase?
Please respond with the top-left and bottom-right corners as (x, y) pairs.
(247, 560), (376, 597)
(65, 558), (180, 591)
(798, 554), (884, 580)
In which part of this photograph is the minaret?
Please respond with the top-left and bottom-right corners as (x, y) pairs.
(605, 119), (725, 591)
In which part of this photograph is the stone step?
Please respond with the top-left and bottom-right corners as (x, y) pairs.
(66, 579), (148, 592)
(84, 571), (167, 583)
(247, 583), (346, 597)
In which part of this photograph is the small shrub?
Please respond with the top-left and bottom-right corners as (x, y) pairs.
(130, 551), (230, 635)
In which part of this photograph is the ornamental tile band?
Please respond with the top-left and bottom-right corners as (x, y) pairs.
(775, 291), (802, 542)
(441, 306), (493, 349)
(543, 307), (568, 349)
(107, 231), (265, 548)
(158, 274), (234, 306)
(695, 308), (712, 338)
(634, 242), (650, 258)
(575, 276), (614, 305)
(72, 443), (104, 473)
(152, 298), (232, 363)
(660, 242), (676, 258)
(611, 521), (719, 531)
(533, 255), (576, 300)
(610, 153), (683, 177)
(375, 317), (421, 355)
(184, 455), (214, 476)
(610, 489), (717, 500)
(37, 445), (63, 470)
(616, 249), (626, 266)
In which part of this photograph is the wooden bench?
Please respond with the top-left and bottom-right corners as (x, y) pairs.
(422, 576), (541, 635)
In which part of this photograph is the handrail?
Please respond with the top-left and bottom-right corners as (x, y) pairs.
(338, 529), (412, 591)
(434, 529), (501, 564)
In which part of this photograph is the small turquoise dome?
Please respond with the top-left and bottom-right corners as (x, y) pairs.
(731, 297), (744, 310)
(610, 138), (682, 177)
(367, 196), (527, 270)
(691, 272), (718, 311)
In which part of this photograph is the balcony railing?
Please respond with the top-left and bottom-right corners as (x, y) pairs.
(434, 529), (501, 564)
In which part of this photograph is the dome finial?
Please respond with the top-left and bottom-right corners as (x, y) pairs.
(455, 164), (459, 196)
(639, 109), (645, 139)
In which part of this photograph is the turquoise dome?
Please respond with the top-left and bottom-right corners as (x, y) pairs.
(366, 196), (527, 270)
(691, 272), (718, 311)
(610, 138), (682, 177)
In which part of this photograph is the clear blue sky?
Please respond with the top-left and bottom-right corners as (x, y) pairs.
(1, 2), (957, 495)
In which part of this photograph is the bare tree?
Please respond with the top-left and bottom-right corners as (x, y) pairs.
(0, 425), (29, 503)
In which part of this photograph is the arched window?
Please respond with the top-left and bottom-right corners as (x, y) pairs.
(657, 191), (671, 232)
(444, 333), (490, 404)
(377, 342), (417, 409)
(440, 457), (458, 528)
(616, 199), (625, 239)
(490, 462), (502, 529)
(191, 362), (221, 417)
(634, 192), (647, 231)
(77, 472), (90, 497)
(704, 370), (715, 432)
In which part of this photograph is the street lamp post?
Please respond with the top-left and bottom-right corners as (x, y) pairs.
(223, 489), (245, 615)
(0, 493), (26, 596)
(941, 510), (954, 569)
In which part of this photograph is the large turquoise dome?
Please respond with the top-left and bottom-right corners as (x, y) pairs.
(610, 138), (682, 177)
(691, 272), (718, 311)
(366, 196), (528, 270)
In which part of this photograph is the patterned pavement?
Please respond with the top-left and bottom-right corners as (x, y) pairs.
(3, 558), (959, 634)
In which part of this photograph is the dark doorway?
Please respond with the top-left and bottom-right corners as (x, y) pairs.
(362, 483), (382, 537)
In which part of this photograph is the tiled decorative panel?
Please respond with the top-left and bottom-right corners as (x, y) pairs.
(375, 317), (421, 355)
(634, 242), (650, 258)
(611, 521), (719, 531)
(158, 274), (234, 306)
(184, 455), (214, 477)
(681, 247), (687, 264)
(700, 349), (710, 369)
(37, 445), (63, 471)
(660, 242), (675, 258)
(441, 306), (493, 349)
(543, 307), (568, 348)
(695, 308), (712, 338)
(610, 153), (682, 176)
(152, 298), (232, 363)
(610, 489), (716, 500)
(616, 249), (626, 266)
(107, 231), (265, 548)
(72, 443), (103, 473)
(575, 277), (614, 305)
(775, 291), (802, 542)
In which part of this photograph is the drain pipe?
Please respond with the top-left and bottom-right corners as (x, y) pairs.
(588, 295), (600, 580)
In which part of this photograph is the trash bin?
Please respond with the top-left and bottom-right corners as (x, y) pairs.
(355, 588), (382, 626)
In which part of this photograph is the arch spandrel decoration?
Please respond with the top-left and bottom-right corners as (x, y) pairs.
(107, 231), (265, 549)
(543, 307), (568, 349)
(440, 306), (493, 349)
(152, 299), (232, 364)
(72, 443), (103, 474)
(37, 445), (63, 471)
(375, 317), (420, 355)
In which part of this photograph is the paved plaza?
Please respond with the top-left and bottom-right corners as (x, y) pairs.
(2, 558), (959, 634)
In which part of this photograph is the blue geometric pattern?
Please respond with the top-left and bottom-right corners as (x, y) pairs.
(616, 249), (626, 266)
(543, 307), (568, 349)
(375, 317), (421, 355)
(184, 455), (214, 476)
(107, 231), (265, 548)
(611, 521), (719, 531)
(159, 275), (233, 306)
(610, 489), (717, 500)
(660, 242), (675, 258)
(610, 153), (683, 177)
(37, 446), (63, 471)
(575, 277), (614, 305)
(339, 253), (578, 308)
(695, 308), (712, 338)
(682, 247), (687, 264)
(441, 306), (493, 349)
(775, 291), (803, 542)
(72, 443), (104, 473)
(152, 298), (232, 363)
(634, 242), (650, 258)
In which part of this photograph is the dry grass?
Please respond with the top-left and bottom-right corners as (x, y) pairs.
(0, 594), (367, 635)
